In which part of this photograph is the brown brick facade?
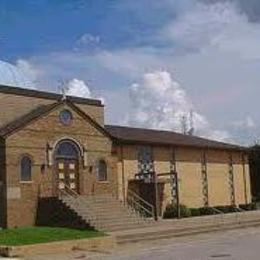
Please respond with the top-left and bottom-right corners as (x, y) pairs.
(2, 103), (117, 228)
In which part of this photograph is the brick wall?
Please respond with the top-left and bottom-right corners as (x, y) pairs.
(0, 138), (6, 227)
(4, 103), (116, 228)
(0, 92), (104, 127)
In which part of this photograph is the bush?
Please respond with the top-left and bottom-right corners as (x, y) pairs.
(215, 205), (237, 213)
(199, 207), (215, 216)
(239, 203), (257, 211)
(190, 208), (201, 217)
(163, 204), (191, 219)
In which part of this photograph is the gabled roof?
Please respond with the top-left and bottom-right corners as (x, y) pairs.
(0, 102), (60, 137)
(105, 125), (246, 151)
(0, 100), (111, 138)
(0, 84), (103, 107)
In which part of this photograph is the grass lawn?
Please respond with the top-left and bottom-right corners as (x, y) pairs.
(0, 227), (105, 246)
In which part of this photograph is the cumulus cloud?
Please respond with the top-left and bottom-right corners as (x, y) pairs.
(66, 78), (92, 98)
(0, 59), (37, 89)
(16, 59), (41, 86)
(65, 78), (105, 104)
(74, 33), (100, 51)
(232, 116), (256, 129)
(126, 70), (230, 141)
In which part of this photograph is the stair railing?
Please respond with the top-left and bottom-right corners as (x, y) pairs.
(127, 189), (156, 220)
(59, 184), (79, 198)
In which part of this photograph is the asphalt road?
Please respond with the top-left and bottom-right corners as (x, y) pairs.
(13, 226), (260, 260)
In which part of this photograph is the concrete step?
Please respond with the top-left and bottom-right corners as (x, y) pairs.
(74, 206), (137, 214)
(74, 208), (135, 217)
(115, 218), (260, 244)
(60, 194), (154, 232)
(79, 213), (143, 223)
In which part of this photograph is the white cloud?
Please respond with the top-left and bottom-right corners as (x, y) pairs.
(66, 78), (92, 98)
(126, 70), (230, 141)
(0, 59), (37, 89)
(165, 1), (260, 60)
(74, 33), (100, 51)
(77, 34), (100, 45)
(232, 116), (256, 129)
(16, 59), (41, 85)
(65, 78), (105, 104)
(164, 2), (244, 51)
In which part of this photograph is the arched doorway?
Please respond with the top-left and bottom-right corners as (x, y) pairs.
(54, 139), (81, 194)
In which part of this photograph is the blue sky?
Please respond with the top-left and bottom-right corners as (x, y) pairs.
(1, 0), (260, 144)
(0, 0), (178, 60)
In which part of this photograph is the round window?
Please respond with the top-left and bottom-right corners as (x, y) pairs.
(59, 110), (73, 125)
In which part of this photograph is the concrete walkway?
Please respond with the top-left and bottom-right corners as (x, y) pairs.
(24, 226), (260, 260)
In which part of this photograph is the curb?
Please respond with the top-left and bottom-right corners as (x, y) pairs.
(0, 235), (116, 257)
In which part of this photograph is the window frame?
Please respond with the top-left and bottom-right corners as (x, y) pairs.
(20, 155), (33, 183)
(97, 159), (108, 182)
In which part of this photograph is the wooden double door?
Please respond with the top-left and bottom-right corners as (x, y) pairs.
(56, 159), (79, 193)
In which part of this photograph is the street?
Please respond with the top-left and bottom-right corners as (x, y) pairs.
(22, 226), (260, 260)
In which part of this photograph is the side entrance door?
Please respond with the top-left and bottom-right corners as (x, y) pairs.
(56, 159), (79, 193)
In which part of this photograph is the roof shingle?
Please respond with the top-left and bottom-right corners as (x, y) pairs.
(105, 125), (245, 151)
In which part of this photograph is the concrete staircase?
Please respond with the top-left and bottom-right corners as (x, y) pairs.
(59, 194), (155, 232)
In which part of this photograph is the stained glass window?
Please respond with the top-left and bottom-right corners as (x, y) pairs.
(20, 156), (32, 181)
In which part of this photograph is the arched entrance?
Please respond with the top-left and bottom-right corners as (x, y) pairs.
(54, 139), (80, 193)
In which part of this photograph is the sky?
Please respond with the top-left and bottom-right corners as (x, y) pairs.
(1, 0), (260, 145)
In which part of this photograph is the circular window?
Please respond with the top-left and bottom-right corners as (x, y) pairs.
(59, 110), (73, 125)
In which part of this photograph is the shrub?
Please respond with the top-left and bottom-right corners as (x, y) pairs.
(163, 204), (191, 218)
(239, 203), (257, 211)
(215, 205), (236, 213)
(199, 207), (215, 215)
(190, 208), (201, 217)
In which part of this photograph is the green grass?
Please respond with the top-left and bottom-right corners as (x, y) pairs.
(0, 227), (105, 246)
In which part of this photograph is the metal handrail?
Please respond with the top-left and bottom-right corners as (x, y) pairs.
(61, 184), (79, 198)
(210, 207), (224, 215)
(127, 196), (154, 217)
(128, 189), (155, 211)
(127, 189), (155, 219)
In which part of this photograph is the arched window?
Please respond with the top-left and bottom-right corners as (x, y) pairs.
(20, 156), (32, 181)
(55, 140), (79, 159)
(97, 160), (107, 181)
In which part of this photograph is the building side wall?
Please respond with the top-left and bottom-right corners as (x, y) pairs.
(0, 92), (104, 127)
(207, 163), (230, 206)
(0, 139), (6, 228)
(175, 148), (203, 208)
(233, 163), (251, 205)
(4, 104), (116, 228)
(177, 162), (203, 208)
(117, 144), (251, 213)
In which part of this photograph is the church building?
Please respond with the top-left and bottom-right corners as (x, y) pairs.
(0, 85), (251, 228)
